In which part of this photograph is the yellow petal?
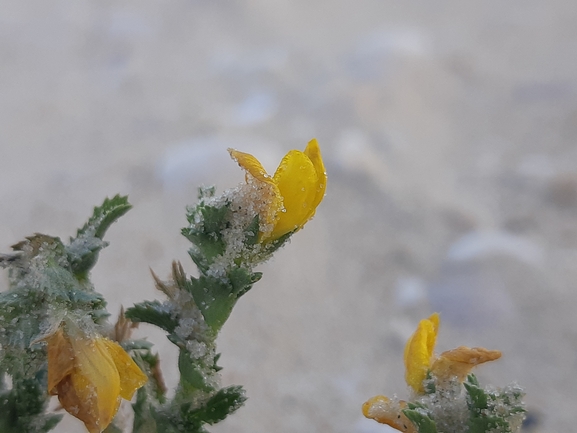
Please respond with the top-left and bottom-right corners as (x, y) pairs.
(425, 313), (439, 357)
(303, 138), (327, 219)
(229, 148), (282, 238)
(228, 148), (275, 185)
(271, 150), (319, 239)
(47, 328), (74, 394)
(404, 314), (439, 393)
(47, 328), (147, 433)
(431, 346), (502, 383)
(362, 395), (416, 433)
(103, 339), (148, 400)
(56, 375), (102, 433)
(229, 141), (327, 242)
(68, 335), (121, 432)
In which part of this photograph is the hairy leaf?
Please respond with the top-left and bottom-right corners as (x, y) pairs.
(126, 301), (179, 333)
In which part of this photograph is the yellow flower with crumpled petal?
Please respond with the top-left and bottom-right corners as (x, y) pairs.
(363, 313), (503, 432)
(403, 313), (502, 393)
(47, 326), (147, 433)
(229, 138), (326, 242)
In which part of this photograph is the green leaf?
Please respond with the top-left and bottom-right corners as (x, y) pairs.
(182, 386), (247, 426)
(467, 374), (480, 387)
(75, 195), (132, 240)
(228, 267), (258, 298)
(464, 377), (488, 411)
(185, 276), (237, 331)
(0, 378), (61, 432)
(178, 350), (214, 392)
(199, 203), (230, 236)
(182, 202), (230, 270)
(468, 416), (509, 433)
(132, 387), (158, 433)
(403, 409), (438, 433)
(126, 301), (179, 333)
(464, 375), (522, 433)
(68, 195), (131, 276)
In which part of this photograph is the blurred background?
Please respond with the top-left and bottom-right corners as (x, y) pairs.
(1, 1), (576, 431)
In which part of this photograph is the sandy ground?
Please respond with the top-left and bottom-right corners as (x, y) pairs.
(2, 1), (577, 432)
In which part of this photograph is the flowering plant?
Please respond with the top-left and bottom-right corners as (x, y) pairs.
(0, 140), (326, 433)
(363, 314), (526, 433)
(0, 138), (526, 433)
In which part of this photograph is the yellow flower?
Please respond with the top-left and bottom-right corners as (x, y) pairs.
(363, 313), (502, 431)
(403, 313), (439, 393)
(403, 313), (502, 393)
(47, 326), (148, 433)
(229, 138), (326, 242)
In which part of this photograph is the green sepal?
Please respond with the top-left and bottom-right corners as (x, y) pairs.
(403, 409), (438, 433)
(180, 385), (247, 427)
(125, 301), (179, 333)
(229, 267), (261, 298)
(261, 230), (293, 255)
(243, 215), (260, 246)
